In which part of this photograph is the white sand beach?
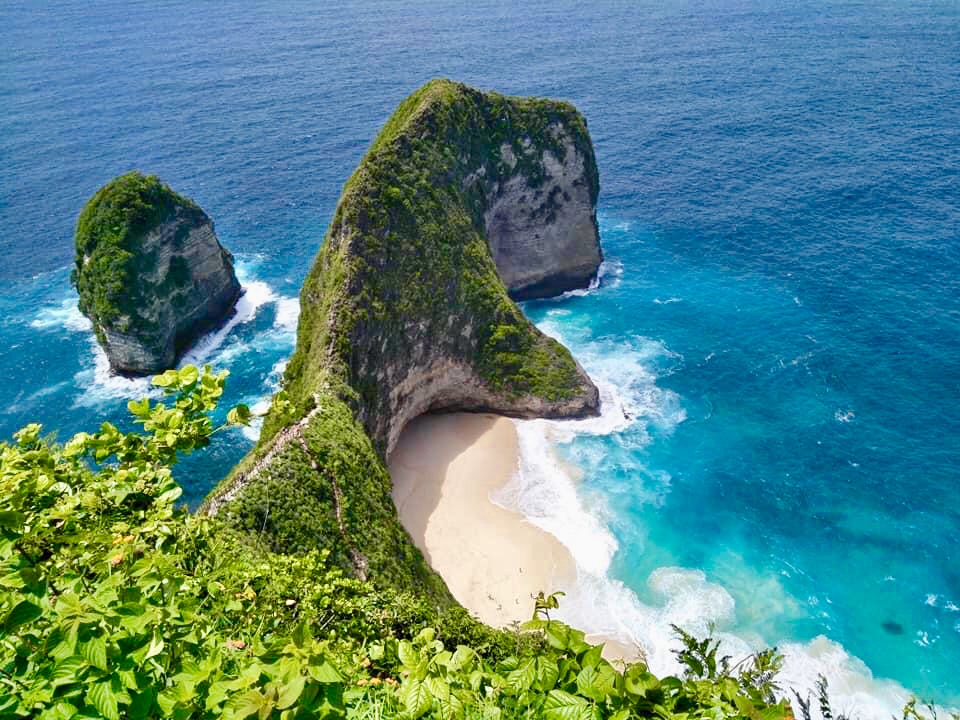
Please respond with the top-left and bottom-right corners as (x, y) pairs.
(389, 412), (576, 628)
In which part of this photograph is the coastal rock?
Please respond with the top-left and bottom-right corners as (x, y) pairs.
(483, 133), (602, 299)
(73, 172), (242, 375)
(206, 80), (603, 598)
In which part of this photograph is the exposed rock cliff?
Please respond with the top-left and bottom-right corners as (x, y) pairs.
(205, 80), (603, 600)
(484, 132), (602, 299)
(73, 172), (242, 375)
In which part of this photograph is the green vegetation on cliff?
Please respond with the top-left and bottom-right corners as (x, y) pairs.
(0, 369), (799, 719)
(72, 172), (205, 335)
(207, 81), (600, 598)
(281, 79), (595, 423)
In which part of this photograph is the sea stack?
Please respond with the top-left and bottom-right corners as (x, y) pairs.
(205, 80), (602, 598)
(72, 172), (242, 375)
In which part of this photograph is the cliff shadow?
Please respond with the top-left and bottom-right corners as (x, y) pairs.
(387, 412), (516, 565)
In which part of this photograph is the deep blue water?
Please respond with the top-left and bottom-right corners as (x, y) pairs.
(2, 0), (958, 713)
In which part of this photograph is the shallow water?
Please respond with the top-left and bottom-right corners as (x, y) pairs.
(2, 0), (958, 712)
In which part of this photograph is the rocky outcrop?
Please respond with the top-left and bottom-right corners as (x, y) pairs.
(73, 172), (241, 375)
(484, 135), (602, 300)
(205, 80), (603, 598)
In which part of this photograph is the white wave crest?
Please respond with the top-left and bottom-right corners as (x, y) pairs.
(274, 296), (300, 332)
(180, 280), (275, 367)
(553, 259), (625, 299)
(72, 344), (155, 408)
(31, 297), (92, 332)
(74, 279), (297, 409)
(779, 638), (916, 719)
(240, 359), (288, 442)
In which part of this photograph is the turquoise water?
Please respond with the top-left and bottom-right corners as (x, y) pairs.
(2, 1), (958, 713)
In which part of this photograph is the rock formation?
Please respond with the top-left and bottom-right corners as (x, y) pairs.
(73, 172), (242, 375)
(484, 132), (602, 300)
(204, 80), (603, 599)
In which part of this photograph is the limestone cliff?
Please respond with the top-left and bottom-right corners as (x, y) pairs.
(205, 80), (603, 600)
(484, 130), (602, 299)
(73, 172), (242, 375)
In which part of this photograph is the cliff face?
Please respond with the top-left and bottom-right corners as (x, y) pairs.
(484, 134), (602, 300)
(73, 173), (241, 375)
(205, 80), (603, 599)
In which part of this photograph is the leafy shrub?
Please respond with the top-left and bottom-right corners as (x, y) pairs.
(0, 367), (840, 720)
(369, 594), (792, 720)
(0, 367), (347, 718)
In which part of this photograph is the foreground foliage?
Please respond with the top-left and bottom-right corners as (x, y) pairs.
(1, 366), (810, 718)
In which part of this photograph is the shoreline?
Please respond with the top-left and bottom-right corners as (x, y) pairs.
(389, 412), (576, 628)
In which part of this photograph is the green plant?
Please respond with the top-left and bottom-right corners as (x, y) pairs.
(374, 597), (793, 720)
(73, 172), (203, 330)
(7, 368), (940, 720)
(0, 367), (347, 719)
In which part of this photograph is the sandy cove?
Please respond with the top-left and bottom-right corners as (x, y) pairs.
(389, 412), (576, 628)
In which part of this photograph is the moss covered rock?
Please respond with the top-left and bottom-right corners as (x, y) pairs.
(73, 172), (241, 375)
(205, 80), (602, 602)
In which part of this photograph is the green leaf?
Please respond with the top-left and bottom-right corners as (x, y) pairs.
(86, 680), (120, 720)
(128, 688), (156, 720)
(306, 657), (342, 683)
(506, 658), (536, 694)
(276, 673), (306, 710)
(435, 689), (464, 720)
(156, 486), (183, 505)
(50, 620), (79, 661)
(178, 366), (199, 387)
(36, 701), (80, 719)
(402, 678), (432, 720)
(576, 663), (618, 702)
(143, 633), (165, 661)
(291, 620), (312, 648)
(14, 423), (42, 445)
(227, 404), (253, 426)
(425, 675), (450, 703)
(398, 639), (418, 669)
(51, 656), (87, 687)
(81, 635), (108, 671)
(151, 370), (178, 388)
(534, 656), (560, 691)
(0, 510), (25, 529)
(231, 688), (270, 720)
(580, 644), (603, 668)
(414, 627), (436, 645)
(545, 622), (571, 651)
(450, 645), (477, 672)
(127, 398), (151, 418)
(624, 665), (660, 697)
(542, 689), (590, 720)
(156, 688), (180, 716)
(4, 599), (42, 629)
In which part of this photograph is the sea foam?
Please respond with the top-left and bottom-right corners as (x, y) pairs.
(555, 259), (624, 299)
(31, 296), (92, 333)
(72, 274), (298, 409)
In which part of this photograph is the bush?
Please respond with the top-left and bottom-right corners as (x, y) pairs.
(0, 367), (799, 719)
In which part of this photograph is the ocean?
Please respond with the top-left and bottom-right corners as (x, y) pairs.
(1, 1), (958, 714)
